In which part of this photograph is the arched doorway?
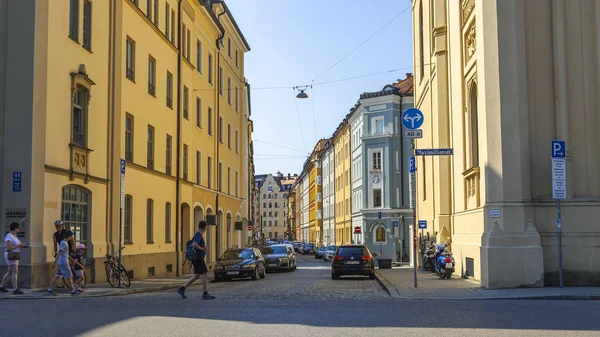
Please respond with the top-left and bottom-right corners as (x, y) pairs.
(205, 208), (214, 263)
(193, 206), (204, 232)
(181, 203), (191, 251)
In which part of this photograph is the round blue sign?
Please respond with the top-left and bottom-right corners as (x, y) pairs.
(401, 108), (424, 130)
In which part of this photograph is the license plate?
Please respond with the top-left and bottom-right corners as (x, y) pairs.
(345, 261), (360, 265)
(445, 263), (453, 268)
(268, 264), (277, 267)
(226, 271), (239, 275)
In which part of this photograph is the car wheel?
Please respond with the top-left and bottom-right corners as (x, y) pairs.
(331, 273), (339, 280)
(251, 269), (258, 281)
(259, 267), (266, 279)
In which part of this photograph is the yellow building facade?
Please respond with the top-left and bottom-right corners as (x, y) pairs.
(0, 0), (251, 288)
(333, 120), (351, 245)
(308, 140), (327, 245)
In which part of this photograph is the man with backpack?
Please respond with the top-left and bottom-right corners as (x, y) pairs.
(177, 221), (215, 300)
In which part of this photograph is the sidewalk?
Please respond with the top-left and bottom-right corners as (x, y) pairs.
(375, 266), (600, 300)
(0, 272), (213, 300)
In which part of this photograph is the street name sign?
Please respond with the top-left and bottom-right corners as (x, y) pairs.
(401, 108), (424, 130)
(415, 149), (454, 156)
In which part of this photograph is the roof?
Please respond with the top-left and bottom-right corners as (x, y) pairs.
(211, 0), (251, 51)
(393, 73), (414, 95)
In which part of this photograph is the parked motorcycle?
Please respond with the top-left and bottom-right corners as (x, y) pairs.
(434, 243), (455, 279)
(422, 243), (436, 272)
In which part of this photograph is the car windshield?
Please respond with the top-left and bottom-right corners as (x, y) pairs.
(305, 244), (313, 248)
(337, 247), (368, 256)
(220, 249), (254, 260)
(327, 245), (337, 251)
(318, 247), (325, 251)
(262, 246), (287, 255)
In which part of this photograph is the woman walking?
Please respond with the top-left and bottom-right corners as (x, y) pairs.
(0, 222), (28, 294)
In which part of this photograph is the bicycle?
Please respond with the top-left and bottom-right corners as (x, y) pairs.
(104, 247), (131, 288)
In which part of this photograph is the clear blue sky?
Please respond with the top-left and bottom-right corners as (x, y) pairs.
(226, 0), (415, 175)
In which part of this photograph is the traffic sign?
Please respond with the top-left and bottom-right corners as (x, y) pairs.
(553, 179), (566, 199)
(354, 226), (361, 234)
(409, 171), (416, 209)
(416, 149), (453, 156)
(552, 158), (566, 180)
(404, 129), (423, 139)
(378, 212), (382, 219)
(120, 159), (126, 209)
(12, 172), (21, 192)
(551, 140), (566, 158)
(248, 225), (253, 231)
(408, 156), (416, 173)
(401, 108), (424, 130)
(418, 220), (427, 229)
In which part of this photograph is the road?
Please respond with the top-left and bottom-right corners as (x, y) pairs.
(6, 254), (600, 337)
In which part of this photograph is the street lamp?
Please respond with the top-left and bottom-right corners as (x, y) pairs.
(294, 85), (311, 99)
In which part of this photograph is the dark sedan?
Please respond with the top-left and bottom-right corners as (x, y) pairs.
(214, 248), (266, 281)
(262, 244), (297, 272)
(303, 243), (315, 255)
(331, 245), (375, 280)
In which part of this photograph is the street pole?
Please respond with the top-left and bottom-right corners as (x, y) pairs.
(118, 208), (122, 288)
(558, 199), (563, 288)
(412, 139), (417, 289)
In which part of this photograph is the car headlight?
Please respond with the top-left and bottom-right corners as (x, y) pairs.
(242, 264), (256, 269)
(279, 257), (289, 262)
(215, 265), (225, 270)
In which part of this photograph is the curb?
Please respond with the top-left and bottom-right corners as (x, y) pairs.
(374, 271), (400, 298)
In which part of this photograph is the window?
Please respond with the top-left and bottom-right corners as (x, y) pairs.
(170, 9), (175, 43)
(372, 151), (381, 170)
(274, 194), (278, 199)
(146, 0), (152, 19)
(148, 56), (156, 96)
(207, 157), (212, 189)
(196, 151), (201, 185)
(208, 107), (213, 135)
(183, 144), (188, 180)
(126, 38), (135, 81)
(419, 2), (424, 78)
(373, 189), (382, 208)
(124, 195), (132, 243)
(227, 124), (231, 149)
(196, 97), (202, 128)
(208, 53), (214, 85)
(227, 38), (231, 57)
(61, 186), (88, 246)
(218, 117), (223, 143)
(375, 225), (386, 244)
(227, 77), (231, 105)
(166, 134), (172, 175)
(235, 49), (239, 68)
(235, 170), (239, 197)
(182, 25), (187, 57)
(196, 39), (202, 73)
(165, 3), (170, 38)
(235, 86), (239, 112)
(83, 1), (92, 50)
(218, 162), (223, 191)
(146, 199), (154, 243)
(166, 71), (173, 108)
(235, 130), (238, 154)
(125, 114), (133, 162)
(165, 202), (171, 242)
(469, 83), (479, 167)
(218, 67), (223, 96)
(183, 86), (189, 119)
(373, 117), (384, 135)
(69, 0), (79, 42)
(227, 167), (231, 194)
(72, 87), (88, 147)
(147, 125), (154, 169)
(153, 0), (158, 26)
(263, 211), (266, 217)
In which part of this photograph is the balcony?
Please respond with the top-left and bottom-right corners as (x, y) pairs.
(463, 167), (480, 209)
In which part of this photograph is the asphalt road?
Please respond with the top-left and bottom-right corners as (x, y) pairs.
(5, 254), (600, 337)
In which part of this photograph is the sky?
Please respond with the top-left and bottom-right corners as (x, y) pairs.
(225, 0), (415, 176)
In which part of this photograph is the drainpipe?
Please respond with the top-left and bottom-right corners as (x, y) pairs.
(214, 7), (226, 257)
(175, 0), (182, 276)
(399, 94), (404, 207)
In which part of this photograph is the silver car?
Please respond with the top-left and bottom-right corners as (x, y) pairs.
(324, 245), (337, 262)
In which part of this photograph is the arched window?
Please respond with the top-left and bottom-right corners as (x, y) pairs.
(61, 186), (89, 246)
(374, 225), (386, 244)
(274, 232), (278, 238)
(227, 213), (232, 232)
(124, 195), (133, 243)
(469, 83), (479, 168)
(419, 1), (424, 78)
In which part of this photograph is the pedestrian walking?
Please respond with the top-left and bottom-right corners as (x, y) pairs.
(177, 221), (215, 299)
(47, 230), (79, 296)
(0, 222), (28, 294)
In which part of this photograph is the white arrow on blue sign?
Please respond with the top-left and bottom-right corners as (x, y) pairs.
(408, 156), (416, 173)
(551, 140), (566, 158)
(401, 108), (424, 130)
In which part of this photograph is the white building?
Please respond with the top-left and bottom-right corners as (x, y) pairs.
(350, 104), (364, 244)
(321, 140), (335, 245)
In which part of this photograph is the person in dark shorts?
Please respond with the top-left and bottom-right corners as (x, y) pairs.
(177, 221), (215, 299)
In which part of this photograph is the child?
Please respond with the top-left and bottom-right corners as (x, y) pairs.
(73, 244), (86, 292)
(47, 230), (78, 296)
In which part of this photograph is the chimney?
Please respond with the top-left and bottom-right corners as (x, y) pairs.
(406, 73), (413, 78)
(288, 173), (291, 179)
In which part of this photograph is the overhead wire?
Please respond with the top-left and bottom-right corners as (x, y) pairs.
(310, 82), (317, 141)
(293, 89), (309, 153)
(253, 140), (307, 153)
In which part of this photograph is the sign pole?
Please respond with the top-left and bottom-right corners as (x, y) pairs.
(412, 139), (417, 288)
(551, 140), (566, 288)
(118, 159), (126, 288)
(558, 199), (563, 288)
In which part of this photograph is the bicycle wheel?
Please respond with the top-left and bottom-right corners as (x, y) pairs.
(119, 265), (131, 287)
(105, 264), (118, 288)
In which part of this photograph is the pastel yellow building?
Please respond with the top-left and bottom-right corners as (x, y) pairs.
(308, 140), (327, 245)
(0, 0), (251, 288)
(333, 119), (351, 245)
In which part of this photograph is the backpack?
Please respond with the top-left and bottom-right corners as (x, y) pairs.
(184, 239), (198, 263)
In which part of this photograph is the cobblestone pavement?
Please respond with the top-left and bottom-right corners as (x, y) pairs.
(118, 254), (389, 301)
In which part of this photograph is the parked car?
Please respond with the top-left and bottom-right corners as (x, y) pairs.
(315, 246), (326, 259)
(262, 244), (297, 272)
(298, 243), (306, 254)
(214, 248), (266, 281)
(331, 245), (375, 280)
(303, 243), (315, 255)
(324, 245), (337, 262)
(293, 242), (302, 252)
